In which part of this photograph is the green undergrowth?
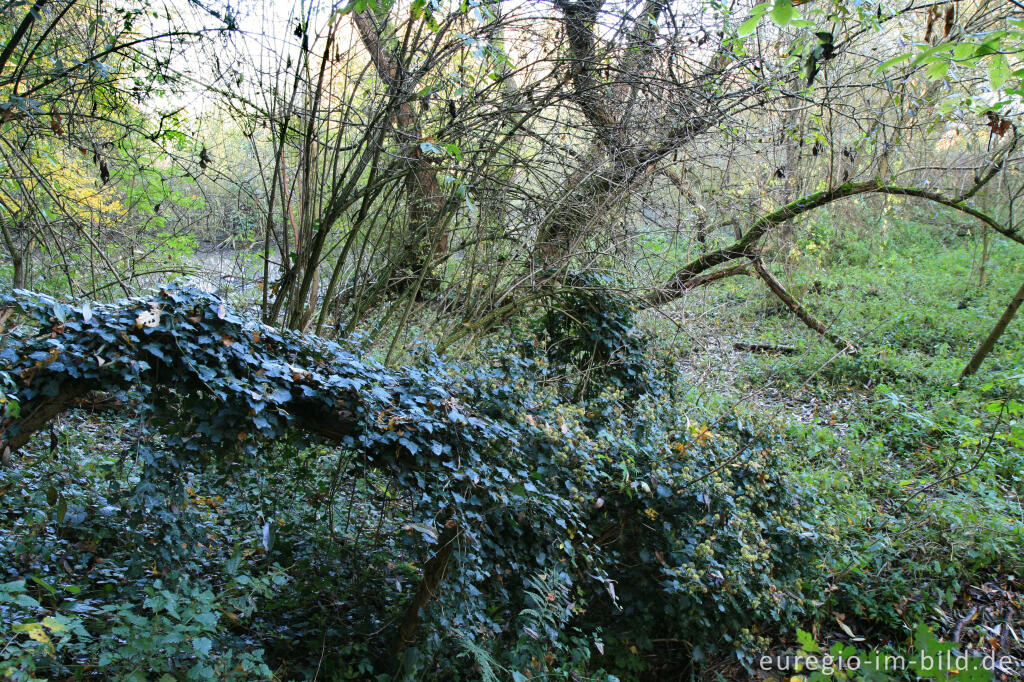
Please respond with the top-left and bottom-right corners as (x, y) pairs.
(2, 218), (1023, 680)
(648, 216), (1024, 671)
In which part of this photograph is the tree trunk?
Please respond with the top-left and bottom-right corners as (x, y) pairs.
(979, 225), (990, 287)
(387, 517), (459, 670)
(961, 277), (1024, 378)
(752, 257), (854, 353)
(351, 10), (448, 278)
(1, 218), (30, 290)
(11, 251), (24, 289)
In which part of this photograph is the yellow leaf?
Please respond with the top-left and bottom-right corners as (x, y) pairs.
(28, 627), (51, 644)
(42, 616), (66, 632)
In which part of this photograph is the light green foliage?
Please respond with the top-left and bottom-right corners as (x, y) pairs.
(653, 213), (1024, 678)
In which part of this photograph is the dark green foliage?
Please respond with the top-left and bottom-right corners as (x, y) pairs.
(0, 285), (822, 678)
(540, 273), (654, 399)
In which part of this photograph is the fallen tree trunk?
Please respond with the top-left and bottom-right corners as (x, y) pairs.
(0, 287), (434, 468)
(733, 342), (798, 355)
(1, 381), (91, 462)
(961, 277), (1024, 379)
(751, 258), (855, 354)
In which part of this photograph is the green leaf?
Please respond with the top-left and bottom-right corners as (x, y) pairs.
(770, 0), (794, 27)
(912, 42), (956, 66)
(989, 53), (1011, 90)
(974, 36), (1005, 57)
(873, 53), (913, 74)
(925, 60), (950, 80)
(41, 616), (67, 632)
(738, 15), (761, 37)
(444, 143), (463, 162)
(15, 593), (40, 608)
(30, 576), (56, 598)
(193, 636), (213, 657)
(796, 629), (820, 653)
(953, 42), (978, 61)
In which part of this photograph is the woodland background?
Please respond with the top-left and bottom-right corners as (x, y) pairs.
(1, 0), (1024, 679)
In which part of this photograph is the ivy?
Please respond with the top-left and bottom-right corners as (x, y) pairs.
(0, 285), (826, 676)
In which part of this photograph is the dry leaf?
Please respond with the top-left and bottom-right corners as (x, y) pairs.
(135, 305), (161, 329)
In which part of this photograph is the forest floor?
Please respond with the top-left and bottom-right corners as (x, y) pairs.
(652, 219), (1024, 679)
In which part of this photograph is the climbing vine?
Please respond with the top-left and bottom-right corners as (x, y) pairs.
(0, 285), (824, 677)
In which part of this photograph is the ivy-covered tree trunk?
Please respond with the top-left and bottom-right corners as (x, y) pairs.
(0, 285), (822, 674)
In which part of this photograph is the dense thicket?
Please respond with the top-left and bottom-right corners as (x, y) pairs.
(4, 0), (1023, 363)
(1, 285), (821, 677)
